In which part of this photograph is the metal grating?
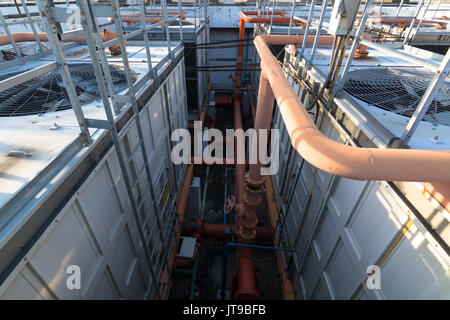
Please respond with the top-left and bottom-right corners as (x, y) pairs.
(0, 63), (136, 116)
(344, 67), (450, 126)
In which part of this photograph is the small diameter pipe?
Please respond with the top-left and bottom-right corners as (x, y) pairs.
(221, 242), (297, 300)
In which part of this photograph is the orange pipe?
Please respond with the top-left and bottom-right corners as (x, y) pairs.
(0, 30), (121, 51)
(176, 164), (194, 226)
(367, 17), (448, 29)
(232, 80), (259, 300)
(202, 223), (273, 241)
(242, 11), (287, 17)
(253, 34), (450, 183)
(237, 11), (307, 67)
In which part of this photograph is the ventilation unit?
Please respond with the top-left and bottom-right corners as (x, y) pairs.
(0, 63), (136, 117)
(344, 67), (450, 126)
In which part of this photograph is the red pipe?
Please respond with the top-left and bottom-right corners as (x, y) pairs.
(231, 74), (260, 300)
(182, 220), (272, 242)
(190, 157), (249, 168)
(214, 96), (231, 106)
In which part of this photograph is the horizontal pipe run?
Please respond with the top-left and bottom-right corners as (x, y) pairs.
(254, 35), (450, 182)
(224, 242), (297, 252)
(203, 223), (273, 242)
(190, 157), (249, 168)
(239, 11), (306, 26)
(0, 30), (120, 47)
(367, 17), (448, 29)
(214, 95), (231, 106)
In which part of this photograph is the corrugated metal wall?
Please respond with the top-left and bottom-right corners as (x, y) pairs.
(0, 60), (187, 300)
(273, 69), (450, 300)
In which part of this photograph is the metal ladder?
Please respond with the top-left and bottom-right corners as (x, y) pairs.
(35, 0), (176, 299)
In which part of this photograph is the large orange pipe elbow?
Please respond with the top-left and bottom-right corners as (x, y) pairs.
(237, 11), (308, 65)
(254, 35), (450, 183)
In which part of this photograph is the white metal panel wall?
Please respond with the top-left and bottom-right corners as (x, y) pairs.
(274, 72), (450, 300)
(0, 60), (187, 300)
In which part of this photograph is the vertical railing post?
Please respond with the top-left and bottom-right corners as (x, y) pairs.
(299, 0), (316, 57)
(403, 0), (424, 45)
(309, 0), (327, 66)
(400, 47), (450, 145)
(288, 0), (296, 35)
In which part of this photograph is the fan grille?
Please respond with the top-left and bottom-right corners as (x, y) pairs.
(343, 68), (450, 126)
(0, 63), (136, 117)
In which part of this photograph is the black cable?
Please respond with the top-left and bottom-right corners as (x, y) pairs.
(190, 37), (255, 48)
(193, 44), (255, 50)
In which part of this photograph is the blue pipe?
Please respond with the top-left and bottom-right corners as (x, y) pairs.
(221, 242), (297, 300)
(223, 168), (228, 225)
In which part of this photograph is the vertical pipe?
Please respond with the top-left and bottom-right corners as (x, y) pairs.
(238, 17), (246, 65)
(248, 71), (275, 183)
(224, 168), (228, 225)
(233, 82), (259, 300)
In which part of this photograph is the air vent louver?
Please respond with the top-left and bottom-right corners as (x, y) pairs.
(0, 63), (136, 117)
(344, 67), (450, 126)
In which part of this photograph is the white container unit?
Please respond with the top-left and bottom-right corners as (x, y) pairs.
(0, 59), (187, 300)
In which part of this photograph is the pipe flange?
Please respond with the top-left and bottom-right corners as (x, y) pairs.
(245, 172), (264, 189)
(236, 225), (257, 242)
(243, 193), (262, 207)
(244, 184), (264, 195)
